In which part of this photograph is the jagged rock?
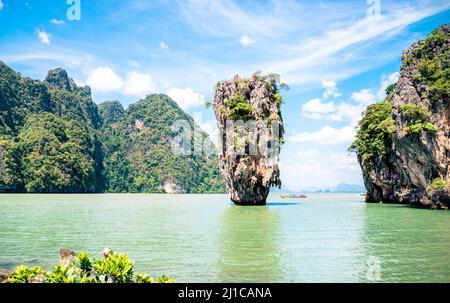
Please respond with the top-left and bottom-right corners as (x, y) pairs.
(353, 25), (450, 209)
(0, 269), (9, 283)
(213, 73), (285, 205)
(59, 248), (76, 268)
(102, 247), (113, 259)
(163, 180), (186, 194)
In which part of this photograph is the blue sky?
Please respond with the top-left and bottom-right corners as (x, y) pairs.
(0, 0), (449, 190)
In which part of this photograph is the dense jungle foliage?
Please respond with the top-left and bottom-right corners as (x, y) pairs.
(0, 61), (224, 193)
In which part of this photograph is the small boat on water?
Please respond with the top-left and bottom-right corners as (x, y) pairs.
(280, 194), (308, 199)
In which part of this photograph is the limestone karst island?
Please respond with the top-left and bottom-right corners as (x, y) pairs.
(0, 1), (449, 287)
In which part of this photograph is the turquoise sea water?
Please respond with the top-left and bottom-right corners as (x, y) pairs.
(0, 193), (449, 282)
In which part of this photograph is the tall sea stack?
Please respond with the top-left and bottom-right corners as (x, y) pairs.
(212, 72), (285, 205)
(351, 25), (450, 209)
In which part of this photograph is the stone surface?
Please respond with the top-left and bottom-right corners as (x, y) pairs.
(0, 269), (9, 283)
(356, 25), (449, 209)
(213, 73), (284, 205)
(59, 248), (76, 268)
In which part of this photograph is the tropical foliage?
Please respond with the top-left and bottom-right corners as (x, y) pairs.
(0, 61), (224, 193)
(350, 101), (395, 161)
(410, 27), (450, 104)
(5, 250), (174, 284)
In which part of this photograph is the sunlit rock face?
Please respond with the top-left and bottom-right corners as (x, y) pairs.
(353, 25), (450, 209)
(212, 73), (285, 205)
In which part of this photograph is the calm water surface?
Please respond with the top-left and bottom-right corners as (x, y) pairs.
(0, 193), (449, 282)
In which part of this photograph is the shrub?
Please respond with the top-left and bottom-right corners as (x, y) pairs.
(224, 94), (253, 120)
(6, 265), (44, 283)
(350, 101), (395, 161)
(412, 27), (450, 104)
(427, 178), (448, 191)
(385, 83), (396, 95)
(93, 253), (134, 283)
(74, 251), (92, 274)
(4, 249), (175, 284)
(399, 104), (439, 134)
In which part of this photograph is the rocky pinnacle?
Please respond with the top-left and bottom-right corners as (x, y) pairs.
(212, 72), (285, 205)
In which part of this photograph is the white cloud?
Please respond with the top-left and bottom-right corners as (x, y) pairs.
(281, 149), (363, 190)
(288, 126), (355, 145)
(331, 102), (365, 127)
(351, 89), (377, 106)
(0, 0), (4, 10)
(200, 121), (219, 143)
(50, 19), (65, 25)
(322, 80), (341, 98)
(167, 87), (205, 110)
(37, 31), (51, 45)
(302, 98), (336, 115)
(263, 3), (450, 85)
(85, 67), (155, 97)
(86, 67), (124, 93)
(159, 41), (169, 50)
(239, 35), (255, 46)
(377, 72), (400, 100)
(123, 71), (155, 97)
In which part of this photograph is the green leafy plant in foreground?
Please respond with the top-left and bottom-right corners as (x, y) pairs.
(5, 250), (174, 284)
(6, 265), (45, 283)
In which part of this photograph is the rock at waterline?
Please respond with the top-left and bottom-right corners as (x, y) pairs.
(351, 25), (450, 209)
(212, 72), (285, 205)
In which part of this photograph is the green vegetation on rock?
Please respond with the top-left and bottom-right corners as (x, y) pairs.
(350, 101), (395, 161)
(427, 178), (449, 192)
(0, 61), (224, 193)
(99, 94), (225, 193)
(410, 27), (450, 104)
(399, 104), (439, 134)
(224, 93), (254, 121)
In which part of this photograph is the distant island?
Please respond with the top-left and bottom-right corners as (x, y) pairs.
(0, 63), (224, 193)
(271, 183), (366, 194)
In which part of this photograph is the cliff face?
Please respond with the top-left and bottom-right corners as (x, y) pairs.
(213, 73), (285, 205)
(352, 25), (450, 209)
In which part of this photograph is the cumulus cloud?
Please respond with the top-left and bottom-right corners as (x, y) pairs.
(50, 19), (65, 25)
(288, 126), (355, 145)
(322, 80), (341, 98)
(37, 31), (51, 44)
(351, 89), (377, 106)
(0, 0), (4, 10)
(86, 67), (124, 93)
(86, 67), (155, 97)
(123, 71), (155, 97)
(239, 35), (255, 46)
(167, 87), (205, 110)
(302, 98), (336, 115)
